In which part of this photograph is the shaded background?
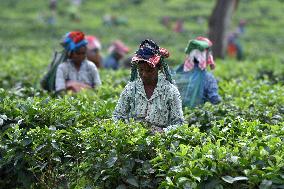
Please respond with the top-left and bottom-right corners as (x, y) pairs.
(0, 0), (283, 89)
(1, 0), (283, 58)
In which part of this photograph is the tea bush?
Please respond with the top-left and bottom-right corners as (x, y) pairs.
(0, 0), (283, 188)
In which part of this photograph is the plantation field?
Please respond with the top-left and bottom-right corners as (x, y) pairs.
(0, 0), (283, 188)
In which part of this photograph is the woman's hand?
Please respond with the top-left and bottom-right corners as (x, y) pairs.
(66, 80), (91, 93)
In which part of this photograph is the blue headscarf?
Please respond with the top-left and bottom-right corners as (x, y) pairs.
(61, 31), (88, 52)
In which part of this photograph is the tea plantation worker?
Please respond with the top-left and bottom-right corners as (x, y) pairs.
(85, 35), (103, 68)
(56, 31), (101, 93)
(174, 36), (221, 108)
(103, 40), (129, 70)
(227, 20), (246, 60)
(113, 39), (184, 133)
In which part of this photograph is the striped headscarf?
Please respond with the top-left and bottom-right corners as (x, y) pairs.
(184, 36), (215, 72)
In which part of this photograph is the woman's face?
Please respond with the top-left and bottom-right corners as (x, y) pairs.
(70, 46), (87, 64)
(87, 48), (102, 66)
(138, 61), (159, 85)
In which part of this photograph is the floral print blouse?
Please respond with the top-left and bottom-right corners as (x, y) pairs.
(113, 74), (184, 129)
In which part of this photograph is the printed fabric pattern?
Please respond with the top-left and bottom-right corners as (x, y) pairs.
(113, 74), (184, 129)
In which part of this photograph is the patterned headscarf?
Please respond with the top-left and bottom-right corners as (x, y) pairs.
(130, 39), (172, 83)
(131, 39), (169, 68)
(61, 31), (88, 52)
(183, 36), (215, 72)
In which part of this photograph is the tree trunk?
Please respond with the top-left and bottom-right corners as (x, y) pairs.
(208, 0), (238, 59)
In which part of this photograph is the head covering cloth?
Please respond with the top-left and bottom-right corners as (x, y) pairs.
(130, 39), (172, 83)
(184, 36), (215, 72)
(108, 40), (129, 56)
(61, 31), (88, 53)
(85, 35), (101, 50)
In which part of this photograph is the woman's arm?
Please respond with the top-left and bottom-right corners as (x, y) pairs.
(66, 80), (91, 92)
(167, 85), (184, 130)
(205, 73), (221, 104)
(113, 83), (132, 121)
(55, 65), (67, 92)
(89, 62), (102, 88)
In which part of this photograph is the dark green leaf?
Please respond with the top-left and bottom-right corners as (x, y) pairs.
(107, 156), (118, 168)
(126, 177), (139, 187)
(259, 180), (272, 189)
(116, 184), (127, 189)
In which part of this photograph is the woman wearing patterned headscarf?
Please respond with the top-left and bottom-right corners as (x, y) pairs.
(175, 36), (221, 108)
(55, 31), (101, 93)
(113, 39), (184, 133)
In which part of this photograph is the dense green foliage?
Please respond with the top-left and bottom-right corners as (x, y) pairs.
(0, 0), (283, 188)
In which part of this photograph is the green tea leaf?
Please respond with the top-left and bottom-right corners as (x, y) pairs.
(126, 177), (139, 187)
(221, 176), (248, 184)
(107, 156), (118, 168)
(259, 179), (272, 189)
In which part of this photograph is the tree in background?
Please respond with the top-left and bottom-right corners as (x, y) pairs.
(208, 0), (239, 59)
